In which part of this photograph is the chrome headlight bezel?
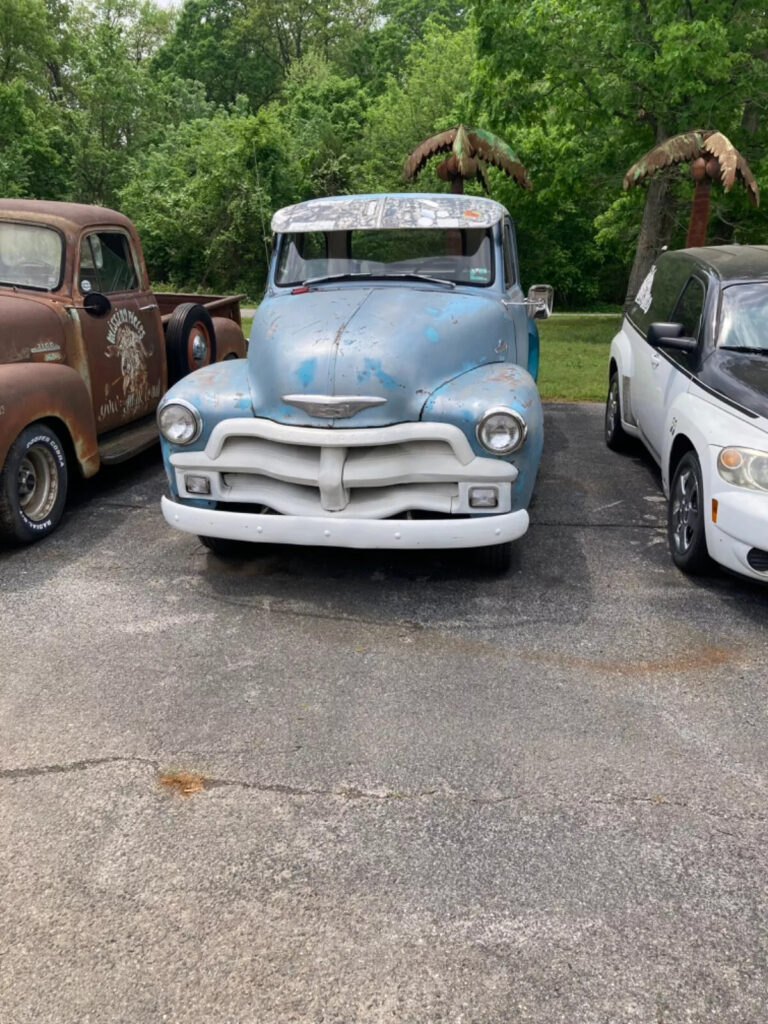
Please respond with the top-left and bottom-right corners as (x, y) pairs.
(717, 446), (768, 492)
(476, 406), (527, 456)
(157, 398), (202, 446)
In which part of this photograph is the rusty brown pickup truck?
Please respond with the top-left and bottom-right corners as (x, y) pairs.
(0, 199), (247, 544)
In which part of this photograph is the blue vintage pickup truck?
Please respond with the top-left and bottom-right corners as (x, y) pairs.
(157, 193), (552, 570)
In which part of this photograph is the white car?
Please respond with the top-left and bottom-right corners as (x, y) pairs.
(606, 245), (768, 581)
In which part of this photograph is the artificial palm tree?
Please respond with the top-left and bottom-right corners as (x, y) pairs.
(403, 124), (532, 195)
(623, 129), (759, 247)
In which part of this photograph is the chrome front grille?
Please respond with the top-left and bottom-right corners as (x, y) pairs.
(170, 418), (516, 518)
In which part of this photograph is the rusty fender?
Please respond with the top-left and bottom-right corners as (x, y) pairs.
(0, 363), (100, 476)
(211, 317), (247, 359)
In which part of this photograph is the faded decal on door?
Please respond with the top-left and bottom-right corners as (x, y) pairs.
(99, 308), (160, 420)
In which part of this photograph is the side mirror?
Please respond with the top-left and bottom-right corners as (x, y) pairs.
(525, 284), (554, 320)
(83, 292), (111, 318)
(646, 321), (697, 352)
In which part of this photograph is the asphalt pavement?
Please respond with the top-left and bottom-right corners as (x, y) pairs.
(2, 403), (767, 1023)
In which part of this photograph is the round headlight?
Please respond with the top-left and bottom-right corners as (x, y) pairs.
(476, 407), (526, 455)
(158, 400), (201, 445)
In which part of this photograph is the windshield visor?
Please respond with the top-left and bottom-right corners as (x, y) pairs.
(718, 283), (768, 352)
(0, 223), (64, 291)
(276, 227), (494, 288)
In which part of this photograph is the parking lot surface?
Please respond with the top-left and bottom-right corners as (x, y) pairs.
(2, 403), (767, 1023)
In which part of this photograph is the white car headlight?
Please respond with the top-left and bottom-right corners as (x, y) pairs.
(158, 400), (202, 445)
(476, 407), (527, 455)
(717, 446), (768, 492)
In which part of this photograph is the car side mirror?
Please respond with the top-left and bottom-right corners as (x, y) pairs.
(525, 284), (554, 320)
(646, 321), (697, 352)
(83, 292), (112, 318)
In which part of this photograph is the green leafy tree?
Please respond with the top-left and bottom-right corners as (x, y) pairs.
(471, 0), (768, 305)
(0, 0), (72, 197)
(354, 22), (476, 193)
(270, 51), (367, 196)
(64, 0), (209, 204)
(153, 0), (376, 109)
(119, 103), (300, 292)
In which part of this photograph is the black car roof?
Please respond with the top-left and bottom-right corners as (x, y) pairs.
(664, 244), (768, 282)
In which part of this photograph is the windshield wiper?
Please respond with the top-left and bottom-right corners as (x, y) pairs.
(301, 272), (373, 286)
(378, 272), (456, 289)
(720, 346), (768, 355)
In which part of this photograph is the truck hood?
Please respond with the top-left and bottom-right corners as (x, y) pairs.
(0, 290), (68, 364)
(247, 285), (506, 427)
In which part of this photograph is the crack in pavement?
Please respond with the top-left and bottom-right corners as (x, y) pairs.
(0, 756), (160, 779)
(2, 759), (768, 829)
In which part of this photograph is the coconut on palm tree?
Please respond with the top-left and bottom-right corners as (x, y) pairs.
(403, 124), (532, 195)
(623, 129), (759, 248)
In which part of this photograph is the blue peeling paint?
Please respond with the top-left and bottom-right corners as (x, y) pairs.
(296, 357), (317, 387)
(424, 326), (440, 344)
(356, 357), (400, 390)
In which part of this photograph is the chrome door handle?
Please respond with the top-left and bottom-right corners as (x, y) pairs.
(139, 303), (158, 312)
(650, 354), (661, 368)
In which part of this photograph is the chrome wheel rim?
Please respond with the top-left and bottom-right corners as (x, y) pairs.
(18, 445), (58, 521)
(671, 467), (699, 554)
(189, 323), (210, 368)
(606, 379), (619, 438)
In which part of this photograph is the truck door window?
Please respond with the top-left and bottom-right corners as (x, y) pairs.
(502, 221), (517, 288)
(79, 232), (138, 294)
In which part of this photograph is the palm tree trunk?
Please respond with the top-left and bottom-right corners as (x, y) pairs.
(450, 176), (464, 194)
(685, 178), (711, 247)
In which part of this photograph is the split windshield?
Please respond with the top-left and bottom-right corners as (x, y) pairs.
(719, 283), (768, 352)
(0, 223), (63, 290)
(276, 227), (494, 288)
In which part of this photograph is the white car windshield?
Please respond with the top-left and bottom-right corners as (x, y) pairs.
(276, 228), (494, 288)
(718, 283), (768, 353)
(0, 223), (63, 290)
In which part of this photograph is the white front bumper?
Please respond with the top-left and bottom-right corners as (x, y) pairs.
(707, 489), (768, 579)
(161, 496), (529, 550)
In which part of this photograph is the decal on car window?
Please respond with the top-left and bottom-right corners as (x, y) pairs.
(635, 265), (656, 313)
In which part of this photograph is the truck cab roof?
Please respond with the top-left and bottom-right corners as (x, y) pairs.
(0, 199), (134, 233)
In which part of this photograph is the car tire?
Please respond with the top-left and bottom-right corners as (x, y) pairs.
(0, 423), (68, 545)
(605, 371), (630, 452)
(667, 451), (711, 574)
(199, 534), (248, 557)
(475, 541), (513, 574)
(166, 304), (216, 385)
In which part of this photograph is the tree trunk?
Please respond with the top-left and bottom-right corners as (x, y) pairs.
(624, 170), (676, 310)
(450, 176), (464, 194)
(685, 178), (711, 247)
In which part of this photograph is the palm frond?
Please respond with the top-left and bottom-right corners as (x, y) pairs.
(623, 129), (759, 206)
(402, 128), (458, 182)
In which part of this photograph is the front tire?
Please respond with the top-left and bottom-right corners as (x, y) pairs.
(668, 451), (711, 574)
(0, 423), (68, 545)
(475, 541), (513, 574)
(199, 534), (248, 557)
(605, 371), (630, 452)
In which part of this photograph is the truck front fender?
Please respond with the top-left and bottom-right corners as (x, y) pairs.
(422, 362), (543, 510)
(0, 363), (99, 475)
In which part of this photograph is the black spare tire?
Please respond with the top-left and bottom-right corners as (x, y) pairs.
(165, 303), (216, 384)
